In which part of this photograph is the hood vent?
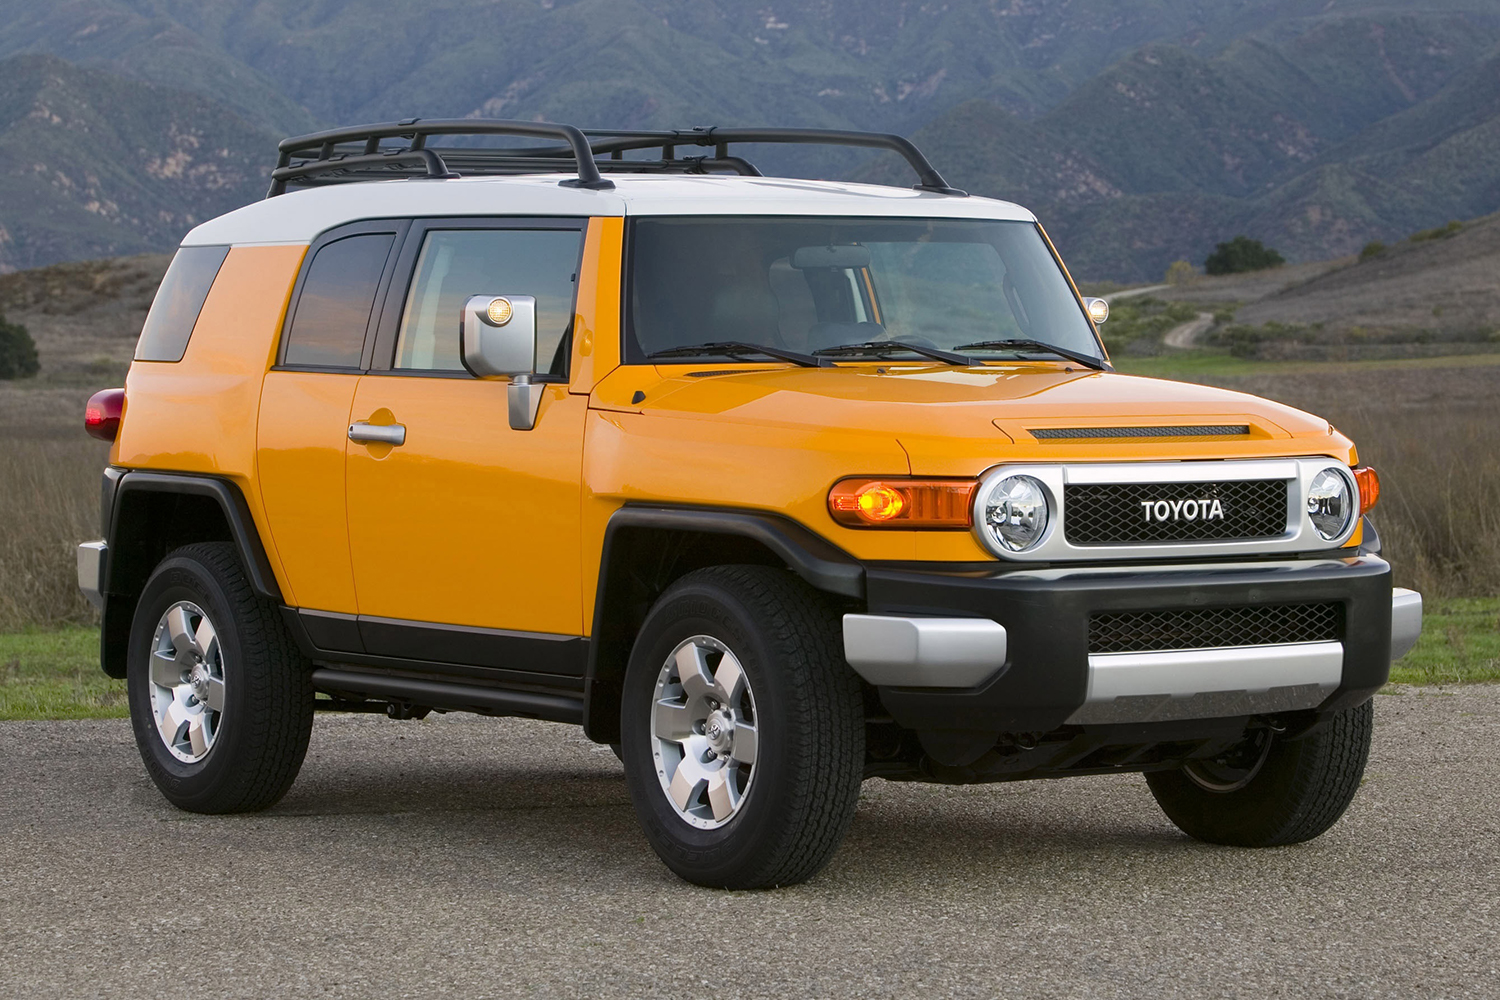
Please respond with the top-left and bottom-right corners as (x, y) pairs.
(1031, 424), (1250, 440)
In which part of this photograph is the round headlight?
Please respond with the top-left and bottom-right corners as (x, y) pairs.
(979, 475), (1050, 553)
(1307, 468), (1354, 540)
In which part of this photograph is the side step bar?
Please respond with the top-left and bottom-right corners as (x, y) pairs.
(310, 668), (583, 725)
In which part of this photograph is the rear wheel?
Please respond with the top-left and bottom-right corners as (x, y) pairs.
(620, 566), (864, 889)
(126, 542), (314, 814)
(1146, 701), (1373, 846)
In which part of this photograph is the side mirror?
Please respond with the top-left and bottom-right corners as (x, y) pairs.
(461, 294), (545, 431)
(1084, 297), (1109, 325)
(461, 294), (537, 377)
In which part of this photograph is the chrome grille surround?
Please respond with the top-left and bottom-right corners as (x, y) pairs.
(971, 459), (1359, 561)
(1065, 478), (1288, 544)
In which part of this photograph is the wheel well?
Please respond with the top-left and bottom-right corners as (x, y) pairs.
(583, 524), (858, 743)
(101, 477), (275, 678)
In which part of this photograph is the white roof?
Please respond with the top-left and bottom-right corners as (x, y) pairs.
(181, 173), (1036, 246)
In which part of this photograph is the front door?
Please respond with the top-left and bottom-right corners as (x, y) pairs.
(344, 220), (589, 664)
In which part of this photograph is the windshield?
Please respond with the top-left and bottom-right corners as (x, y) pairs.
(627, 216), (1101, 364)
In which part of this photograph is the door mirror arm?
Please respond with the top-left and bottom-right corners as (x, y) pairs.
(508, 374), (545, 431)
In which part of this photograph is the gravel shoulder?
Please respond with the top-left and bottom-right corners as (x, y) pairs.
(2, 687), (1497, 999)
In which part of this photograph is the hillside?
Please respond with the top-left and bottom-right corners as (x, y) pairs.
(0, 253), (168, 379)
(0, 0), (1422, 135)
(0, 2), (1498, 275)
(0, 55), (275, 272)
(1237, 211), (1500, 334)
(899, 9), (1500, 279)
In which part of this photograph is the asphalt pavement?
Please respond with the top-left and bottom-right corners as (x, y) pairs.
(2, 686), (1496, 999)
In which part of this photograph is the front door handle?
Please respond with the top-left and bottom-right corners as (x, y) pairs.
(348, 421), (406, 446)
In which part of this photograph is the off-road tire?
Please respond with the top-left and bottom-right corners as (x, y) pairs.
(620, 566), (865, 889)
(127, 542), (314, 813)
(1146, 700), (1373, 846)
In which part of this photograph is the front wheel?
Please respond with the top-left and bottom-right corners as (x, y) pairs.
(126, 542), (314, 814)
(1146, 700), (1373, 846)
(620, 566), (865, 889)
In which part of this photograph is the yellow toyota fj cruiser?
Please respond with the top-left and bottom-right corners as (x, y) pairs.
(78, 121), (1422, 889)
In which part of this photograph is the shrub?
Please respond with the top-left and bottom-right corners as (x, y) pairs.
(1360, 241), (1386, 260)
(1164, 259), (1196, 285)
(1204, 236), (1285, 275)
(1410, 220), (1464, 242)
(0, 314), (39, 379)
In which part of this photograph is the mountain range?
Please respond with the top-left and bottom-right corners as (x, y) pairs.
(0, 0), (1498, 280)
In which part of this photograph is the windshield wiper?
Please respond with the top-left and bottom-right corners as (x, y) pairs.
(952, 338), (1108, 371)
(813, 340), (975, 366)
(647, 341), (832, 368)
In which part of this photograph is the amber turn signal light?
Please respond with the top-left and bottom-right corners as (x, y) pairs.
(1354, 466), (1380, 513)
(828, 478), (977, 528)
(84, 388), (125, 442)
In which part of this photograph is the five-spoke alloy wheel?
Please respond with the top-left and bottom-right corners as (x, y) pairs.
(147, 601), (226, 762)
(651, 635), (760, 828)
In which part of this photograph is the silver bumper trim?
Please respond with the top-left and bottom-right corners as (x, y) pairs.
(1391, 588), (1422, 661)
(1066, 641), (1343, 725)
(77, 541), (107, 610)
(842, 614), (1007, 688)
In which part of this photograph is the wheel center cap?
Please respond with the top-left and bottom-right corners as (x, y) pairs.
(705, 709), (735, 756)
(188, 664), (210, 702)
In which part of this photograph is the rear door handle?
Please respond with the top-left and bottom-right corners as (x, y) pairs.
(348, 421), (406, 446)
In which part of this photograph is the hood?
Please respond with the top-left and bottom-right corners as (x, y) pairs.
(592, 362), (1355, 475)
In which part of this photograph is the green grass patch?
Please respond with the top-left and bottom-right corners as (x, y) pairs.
(0, 627), (124, 720)
(1389, 597), (1500, 685)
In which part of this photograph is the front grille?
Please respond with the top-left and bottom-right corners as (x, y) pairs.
(1064, 479), (1288, 544)
(1032, 425), (1249, 440)
(1089, 603), (1344, 653)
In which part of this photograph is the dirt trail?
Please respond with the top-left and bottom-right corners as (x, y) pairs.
(1103, 283), (1169, 303)
(1163, 311), (1214, 349)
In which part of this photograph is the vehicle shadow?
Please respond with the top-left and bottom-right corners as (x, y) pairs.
(254, 739), (1213, 893)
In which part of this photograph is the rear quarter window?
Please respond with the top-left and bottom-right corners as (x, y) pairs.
(282, 233), (395, 369)
(133, 246), (231, 362)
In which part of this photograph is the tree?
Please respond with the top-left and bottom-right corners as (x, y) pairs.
(1204, 236), (1285, 275)
(0, 314), (39, 379)
(1164, 259), (1196, 285)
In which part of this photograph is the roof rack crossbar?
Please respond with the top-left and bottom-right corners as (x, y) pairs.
(268, 118), (616, 197)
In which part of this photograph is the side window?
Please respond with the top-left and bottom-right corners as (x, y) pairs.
(134, 245), (230, 362)
(283, 233), (395, 368)
(394, 228), (583, 374)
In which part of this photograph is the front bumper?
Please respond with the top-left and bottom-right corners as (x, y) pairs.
(842, 555), (1414, 738)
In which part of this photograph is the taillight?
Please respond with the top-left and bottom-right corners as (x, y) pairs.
(84, 388), (125, 442)
(828, 478), (977, 528)
(1354, 466), (1380, 513)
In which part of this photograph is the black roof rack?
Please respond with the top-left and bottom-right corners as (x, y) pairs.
(267, 119), (966, 198)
